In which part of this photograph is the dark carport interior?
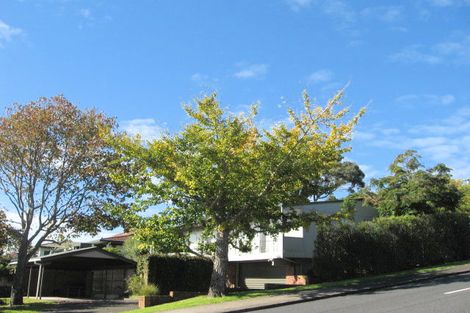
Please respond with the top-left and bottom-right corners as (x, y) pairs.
(22, 247), (135, 299)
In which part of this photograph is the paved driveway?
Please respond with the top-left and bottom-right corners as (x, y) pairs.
(39, 298), (139, 313)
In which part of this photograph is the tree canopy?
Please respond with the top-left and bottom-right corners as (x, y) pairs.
(454, 179), (470, 215)
(0, 96), (124, 305)
(364, 150), (462, 216)
(0, 209), (9, 253)
(109, 90), (364, 296)
(299, 161), (365, 202)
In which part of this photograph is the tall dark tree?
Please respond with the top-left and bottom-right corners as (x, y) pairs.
(365, 150), (461, 216)
(0, 96), (124, 305)
(300, 161), (365, 202)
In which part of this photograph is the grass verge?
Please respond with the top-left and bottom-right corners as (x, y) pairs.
(125, 259), (470, 313)
(0, 297), (57, 313)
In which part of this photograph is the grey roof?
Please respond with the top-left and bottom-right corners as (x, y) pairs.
(10, 247), (136, 266)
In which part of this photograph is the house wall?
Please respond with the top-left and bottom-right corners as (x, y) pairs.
(189, 200), (377, 262)
(283, 201), (378, 259)
(228, 233), (283, 262)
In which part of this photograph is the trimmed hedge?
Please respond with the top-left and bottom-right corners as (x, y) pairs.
(147, 255), (213, 294)
(313, 212), (470, 281)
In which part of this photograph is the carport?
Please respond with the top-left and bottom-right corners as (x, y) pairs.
(23, 247), (135, 300)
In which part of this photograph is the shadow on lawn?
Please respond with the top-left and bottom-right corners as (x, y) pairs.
(1, 299), (139, 313)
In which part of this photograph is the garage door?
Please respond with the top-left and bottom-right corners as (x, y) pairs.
(239, 262), (287, 289)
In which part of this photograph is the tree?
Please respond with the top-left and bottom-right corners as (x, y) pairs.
(0, 96), (123, 305)
(0, 209), (8, 251)
(454, 179), (470, 215)
(365, 150), (462, 216)
(109, 90), (363, 297)
(299, 161), (365, 202)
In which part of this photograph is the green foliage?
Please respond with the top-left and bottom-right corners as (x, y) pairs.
(0, 210), (8, 252)
(102, 245), (122, 255)
(119, 238), (150, 282)
(148, 255), (213, 294)
(454, 179), (470, 215)
(366, 150), (462, 216)
(312, 212), (470, 281)
(127, 274), (159, 296)
(300, 161), (365, 202)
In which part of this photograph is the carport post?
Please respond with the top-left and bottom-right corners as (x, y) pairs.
(35, 264), (45, 299)
(26, 267), (32, 298)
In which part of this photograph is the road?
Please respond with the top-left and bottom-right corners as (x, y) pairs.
(254, 272), (470, 313)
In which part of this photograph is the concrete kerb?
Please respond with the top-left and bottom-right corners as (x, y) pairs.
(222, 267), (470, 313)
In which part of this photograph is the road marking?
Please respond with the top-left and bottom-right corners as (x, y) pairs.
(444, 287), (470, 295)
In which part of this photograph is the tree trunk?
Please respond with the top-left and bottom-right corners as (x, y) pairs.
(208, 228), (229, 297)
(10, 240), (29, 306)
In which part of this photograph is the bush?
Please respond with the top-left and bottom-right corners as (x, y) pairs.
(127, 274), (158, 296)
(148, 255), (213, 294)
(313, 212), (470, 282)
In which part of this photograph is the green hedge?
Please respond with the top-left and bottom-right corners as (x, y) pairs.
(147, 255), (213, 294)
(312, 212), (470, 281)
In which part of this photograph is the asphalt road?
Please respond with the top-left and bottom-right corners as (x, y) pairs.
(254, 272), (470, 313)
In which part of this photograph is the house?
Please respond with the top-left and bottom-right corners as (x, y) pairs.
(191, 199), (377, 289)
(88, 232), (133, 248)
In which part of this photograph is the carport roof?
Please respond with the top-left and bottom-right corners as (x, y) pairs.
(22, 247), (136, 269)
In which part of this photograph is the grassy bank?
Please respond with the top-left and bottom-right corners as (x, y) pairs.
(125, 260), (470, 313)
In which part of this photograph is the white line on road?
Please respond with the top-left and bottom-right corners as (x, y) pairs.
(444, 287), (470, 295)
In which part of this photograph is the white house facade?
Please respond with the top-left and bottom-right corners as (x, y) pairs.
(191, 200), (377, 289)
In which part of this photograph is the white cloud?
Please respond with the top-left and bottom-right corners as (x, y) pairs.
(323, 0), (357, 26)
(0, 20), (22, 47)
(286, 1), (406, 41)
(428, 0), (470, 7)
(234, 64), (268, 79)
(256, 116), (292, 132)
(390, 35), (470, 65)
(307, 69), (334, 84)
(121, 118), (164, 141)
(389, 45), (441, 64)
(360, 6), (403, 23)
(79, 8), (92, 19)
(286, 0), (312, 11)
(358, 164), (382, 180)
(395, 94), (456, 106)
(353, 107), (470, 178)
(191, 73), (209, 82)
(190, 73), (219, 89)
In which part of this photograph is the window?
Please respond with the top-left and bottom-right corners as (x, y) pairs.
(259, 233), (266, 253)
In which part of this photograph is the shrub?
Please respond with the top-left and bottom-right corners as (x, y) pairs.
(127, 274), (159, 296)
(138, 284), (159, 296)
(148, 255), (213, 294)
(313, 212), (470, 281)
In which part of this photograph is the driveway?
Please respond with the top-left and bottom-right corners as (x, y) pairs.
(39, 298), (138, 313)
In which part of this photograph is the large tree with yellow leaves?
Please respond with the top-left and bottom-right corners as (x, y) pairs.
(110, 90), (364, 297)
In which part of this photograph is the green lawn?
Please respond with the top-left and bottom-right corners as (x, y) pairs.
(125, 260), (470, 313)
(0, 297), (57, 313)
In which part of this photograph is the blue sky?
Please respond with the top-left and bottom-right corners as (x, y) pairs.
(1, 0), (470, 224)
